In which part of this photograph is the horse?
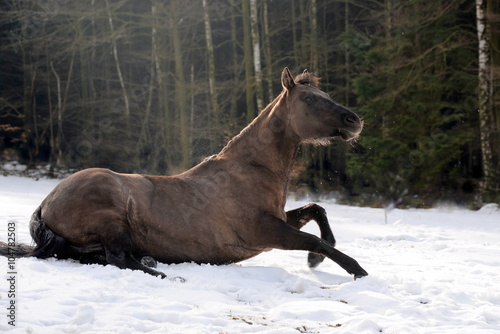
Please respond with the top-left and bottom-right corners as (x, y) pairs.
(0, 68), (368, 280)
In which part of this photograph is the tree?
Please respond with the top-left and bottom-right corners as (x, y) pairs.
(170, 0), (190, 170)
(346, 0), (479, 205)
(17, 1), (39, 167)
(490, 0), (500, 152)
(310, 0), (319, 72)
(262, 0), (273, 103)
(476, 0), (497, 198)
(105, 0), (130, 123)
(249, 0), (264, 112)
(202, 0), (220, 133)
(242, 0), (255, 123)
(229, 0), (240, 121)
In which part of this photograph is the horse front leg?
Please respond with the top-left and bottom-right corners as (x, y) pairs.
(286, 203), (335, 268)
(259, 214), (368, 279)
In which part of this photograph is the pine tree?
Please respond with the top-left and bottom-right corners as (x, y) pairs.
(347, 0), (478, 205)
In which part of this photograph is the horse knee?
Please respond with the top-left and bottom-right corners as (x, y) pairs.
(286, 204), (336, 268)
(105, 249), (127, 268)
(306, 203), (327, 217)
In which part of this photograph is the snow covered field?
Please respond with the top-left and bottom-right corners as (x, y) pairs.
(0, 175), (499, 334)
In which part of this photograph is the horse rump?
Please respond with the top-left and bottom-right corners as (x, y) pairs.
(0, 206), (68, 259)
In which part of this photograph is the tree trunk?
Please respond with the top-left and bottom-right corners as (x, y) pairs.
(50, 62), (64, 167)
(249, 0), (264, 112)
(299, 0), (308, 68)
(137, 2), (159, 153)
(45, 52), (55, 169)
(202, 0), (221, 141)
(310, 0), (319, 73)
(292, 0), (299, 68)
(18, 3), (36, 167)
(151, 0), (172, 173)
(105, 0), (130, 123)
(171, 1), (190, 169)
(190, 63), (195, 138)
(262, 0), (273, 103)
(385, 0), (393, 40)
(230, 0), (239, 121)
(344, 0), (350, 106)
(381, 0), (391, 138)
(242, 0), (255, 123)
(487, 0), (500, 177)
(476, 0), (497, 196)
(90, 0), (98, 101)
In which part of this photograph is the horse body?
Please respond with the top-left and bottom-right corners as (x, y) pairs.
(38, 167), (256, 264)
(40, 103), (295, 265)
(1, 68), (369, 279)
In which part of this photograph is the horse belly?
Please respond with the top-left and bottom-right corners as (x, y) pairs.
(148, 240), (263, 265)
(141, 208), (264, 265)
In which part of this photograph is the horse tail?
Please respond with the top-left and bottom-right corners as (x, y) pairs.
(0, 207), (67, 259)
(0, 241), (33, 257)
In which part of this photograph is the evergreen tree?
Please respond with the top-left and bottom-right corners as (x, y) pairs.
(346, 0), (479, 205)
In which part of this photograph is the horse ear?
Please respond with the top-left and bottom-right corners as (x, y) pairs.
(281, 67), (295, 90)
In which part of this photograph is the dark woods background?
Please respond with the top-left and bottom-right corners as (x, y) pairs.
(1, 0), (499, 207)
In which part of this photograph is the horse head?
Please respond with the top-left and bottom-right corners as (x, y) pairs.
(281, 67), (363, 142)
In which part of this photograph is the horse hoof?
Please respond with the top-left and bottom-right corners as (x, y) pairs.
(353, 269), (369, 280)
(141, 256), (158, 268)
(307, 252), (325, 268)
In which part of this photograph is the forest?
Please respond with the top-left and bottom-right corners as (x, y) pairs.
(0, 0), (499, 207)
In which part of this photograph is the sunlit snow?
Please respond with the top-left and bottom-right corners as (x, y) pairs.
(1, 175), (499, 333)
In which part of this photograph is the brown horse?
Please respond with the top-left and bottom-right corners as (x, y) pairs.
(0, 68), (368, 279)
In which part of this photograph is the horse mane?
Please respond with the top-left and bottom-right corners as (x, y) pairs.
(217, 97), (281, 156)
(219, 70), (320, 154)
(294, 70), (321, 87)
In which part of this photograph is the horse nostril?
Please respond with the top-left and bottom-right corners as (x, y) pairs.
(344, 114), (356, 125)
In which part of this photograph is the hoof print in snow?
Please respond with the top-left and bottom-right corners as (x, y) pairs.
(169, 276), (186, 283)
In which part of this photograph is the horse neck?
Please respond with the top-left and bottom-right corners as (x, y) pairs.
(219, 94), (300, 181)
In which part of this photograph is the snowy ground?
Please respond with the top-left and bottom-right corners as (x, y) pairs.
(0, 175), (499, 334)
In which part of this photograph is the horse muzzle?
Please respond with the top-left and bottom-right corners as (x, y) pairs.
(338, 112), (363, 141)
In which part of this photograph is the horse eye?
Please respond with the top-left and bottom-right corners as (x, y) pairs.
(304, 96), (313, 104)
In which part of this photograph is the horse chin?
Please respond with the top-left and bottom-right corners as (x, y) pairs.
(303, 138), (332, 146)
(302, 130), (359, 146)
(338, 129), (360, 142)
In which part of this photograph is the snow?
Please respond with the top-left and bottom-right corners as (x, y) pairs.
(0, 175), (499, 334)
